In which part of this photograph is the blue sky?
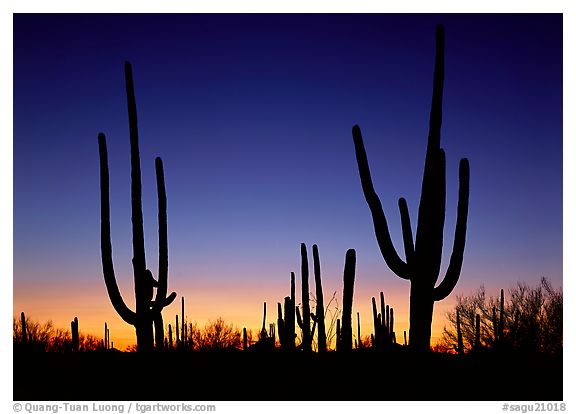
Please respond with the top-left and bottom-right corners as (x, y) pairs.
(12, 13), (562, 345)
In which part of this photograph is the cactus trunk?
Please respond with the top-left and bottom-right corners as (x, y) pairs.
(340, 249), (356, 351)
(261, 302), (267, 337)
(498, 289), (505, 342)
(357, 312), (361, 349)
(300, 244), (312, 352)
(456, 309), (463, 355)
(312, 245), (327, 353)
(154, 312), (164, 351)
(21, 312), (27, 345)
(71, 317), (79, 352)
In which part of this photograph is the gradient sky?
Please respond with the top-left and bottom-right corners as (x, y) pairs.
(13, 13), (562, 349)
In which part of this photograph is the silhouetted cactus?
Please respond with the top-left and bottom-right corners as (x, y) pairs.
(403, 330), (407, 346)
(181, 296), (186, 347)
(21, 312), (27, 345)
(336, 319), (341, 352)
(371, 292), (395, 349)
(340, 249), (356, 352)
(269, 323), (276, 344)
(312, 245), (327, 353)
(104, 322), (111, 350)
(243, 327), (248, 350)
(176, 315), (180, 346)
(498, 288), (505, 342)
(357, 312), (361, 349)
(352, 25), (470, 352)
(277, 272), (296, 350)
(168, 324), (173, 350)
(71, 317), (79, 352)
(98, 62), (177, 352)
(299, 244), (312, 352)
(261, 302), (268, 338)
(456, 309), (463, 355)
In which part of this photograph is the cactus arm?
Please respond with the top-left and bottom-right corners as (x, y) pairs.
(125, 62), (148, 314)
(311, 317), (317, 338)
(98, 133), (137, 325)
(352, 125), (409, 279)
(432, 158), (470, 301)
(398, 197), (415, 268)
(162, 292), (177, 307)
(153, 157), (175, 312)
(296, 306), (303, 330)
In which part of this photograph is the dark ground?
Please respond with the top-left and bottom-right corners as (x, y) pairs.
(14, 349), (562, 401)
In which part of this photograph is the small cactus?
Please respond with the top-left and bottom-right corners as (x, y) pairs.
(336, 319), (341, 352)
(498, 288), (505, 342)
(261, 302), (268, 338)
(456, 309), (463, 355)
(371, 291), (395, 349)
(357, 312), (361, 349)
(21, 312), (27, 345)
(71, 317), (79, 352)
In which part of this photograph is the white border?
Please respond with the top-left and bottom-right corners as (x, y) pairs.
(3, 1), (573, 413)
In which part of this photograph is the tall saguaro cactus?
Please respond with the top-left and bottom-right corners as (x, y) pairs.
(340, 249), (356, 352)
(299, 243), (312, 352)
(352, 25), (470, 351)
(98, 62), (177, 352)
(312, 245), (327, 353)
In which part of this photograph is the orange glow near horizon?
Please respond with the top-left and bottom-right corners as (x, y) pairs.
(13, 275), (457, 351)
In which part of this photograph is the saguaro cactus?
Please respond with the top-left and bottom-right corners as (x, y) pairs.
(261, 302), (268, 338)
(312, 245), (327, 353)
(98, 62), (177, 352)
(340, 249), (357, 352)
(71, 317), (79, 352)
(277, 273), (296, 350)
(357, 312), (361, 349)
(371, 292), (395, 348)
(352, 25), (470, 351)
(456, 309), (463, 355)
(299, 244), (312, 352)
(181, 296), (186, 347)
(498, 289), (505, 342)
(20, 312), (27, 345)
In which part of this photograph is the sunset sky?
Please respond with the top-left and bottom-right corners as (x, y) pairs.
(13, 13), (562, 349)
